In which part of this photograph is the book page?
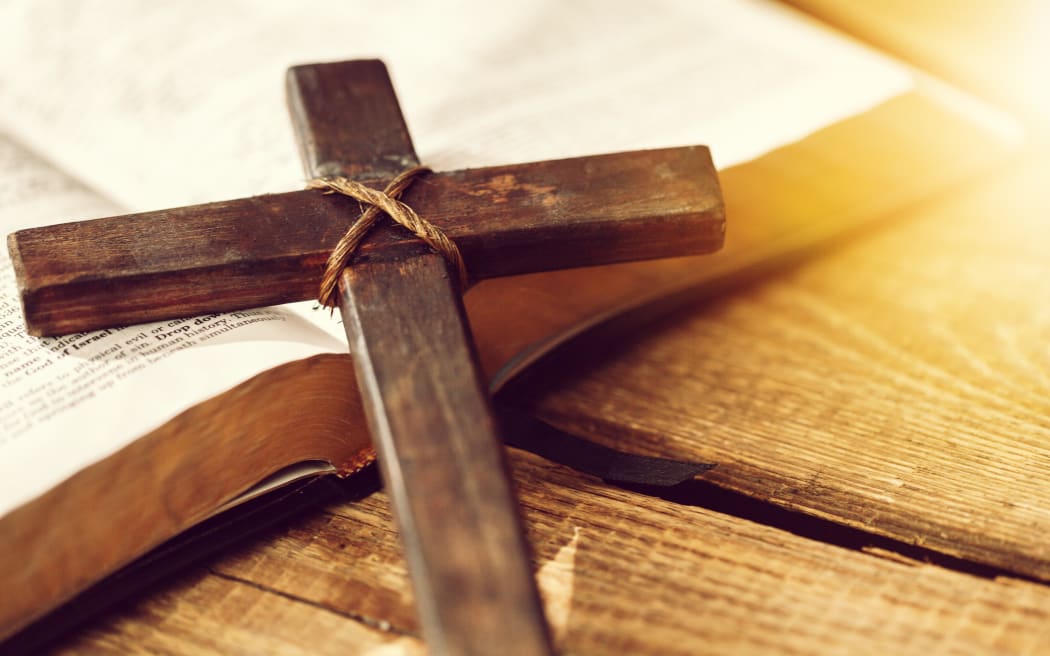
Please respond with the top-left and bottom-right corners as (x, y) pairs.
(0, 0), (913, 518)
(0, 133), (345, 518)
(0, 0), (911, 212)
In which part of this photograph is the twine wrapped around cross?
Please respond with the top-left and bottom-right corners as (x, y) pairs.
(309, 166), (468, 310)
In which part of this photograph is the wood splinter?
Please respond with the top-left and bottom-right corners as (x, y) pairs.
(8, 59), (725, 656)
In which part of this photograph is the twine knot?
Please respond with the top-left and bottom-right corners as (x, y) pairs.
(309, 166), (468, 310)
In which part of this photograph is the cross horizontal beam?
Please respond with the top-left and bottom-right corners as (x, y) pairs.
(10, 147), (722, 335)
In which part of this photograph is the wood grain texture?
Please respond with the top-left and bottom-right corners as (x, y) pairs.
(10, 146), (721, 336)
(339, 255), (551, 656)
(291, 59), (553, 654)
(51, 451), (1050, 655)
(52, 568), (424, 655)
(286, 60), (420, 179)
(505, 154), (1050, 583)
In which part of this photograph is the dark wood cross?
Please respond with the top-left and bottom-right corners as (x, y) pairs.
(9, 60), (724, 655)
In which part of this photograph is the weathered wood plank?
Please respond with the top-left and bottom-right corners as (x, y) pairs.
(504, 153), (1050, 581)
(9, 145), (722, 335)
(50, 568), (423, 655)
(184, 451), (1050, 655)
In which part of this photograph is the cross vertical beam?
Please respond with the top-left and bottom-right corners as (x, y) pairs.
(341, 254), (551, 655)
(287, 60), (553, 655)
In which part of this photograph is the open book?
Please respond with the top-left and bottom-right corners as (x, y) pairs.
(0, 0), (1016, 647)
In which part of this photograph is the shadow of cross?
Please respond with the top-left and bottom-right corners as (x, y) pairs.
(9, 60), (725, 655)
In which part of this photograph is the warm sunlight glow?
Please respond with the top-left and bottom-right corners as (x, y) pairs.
(1007, 1), (1050, 118)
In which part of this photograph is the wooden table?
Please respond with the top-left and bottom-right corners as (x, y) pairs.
(44, 84), (1050, 655)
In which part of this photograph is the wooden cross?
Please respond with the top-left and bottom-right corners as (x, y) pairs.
(9, 60), (724, 655)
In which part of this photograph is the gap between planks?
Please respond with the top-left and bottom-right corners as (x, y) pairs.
(313, 452), (1048, 591)
(611, 476), (1042, 586)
